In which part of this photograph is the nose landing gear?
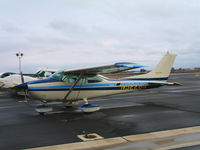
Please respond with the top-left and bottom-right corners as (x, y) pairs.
(81, 98), (100, 113)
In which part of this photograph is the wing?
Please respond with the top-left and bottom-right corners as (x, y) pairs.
(63, 62), (146, 75)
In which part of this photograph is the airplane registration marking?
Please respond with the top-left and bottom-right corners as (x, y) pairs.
(121, 82), (149, 90)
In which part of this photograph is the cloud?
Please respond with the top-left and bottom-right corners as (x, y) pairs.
(0, 24), (23, 33)
(0, 0), (200, 73)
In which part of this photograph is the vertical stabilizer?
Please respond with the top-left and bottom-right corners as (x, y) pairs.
(125, 52), (177, 80)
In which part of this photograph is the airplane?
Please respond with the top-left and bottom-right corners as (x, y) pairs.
(0, 69), (46, 78)
(0, 75), (37, 88)
(0, 72), (16, 78)
(17, 52), (179, 114)
(0, 69), (53, 95)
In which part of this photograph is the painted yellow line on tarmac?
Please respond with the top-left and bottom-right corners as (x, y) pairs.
(28, 126), (200, 150)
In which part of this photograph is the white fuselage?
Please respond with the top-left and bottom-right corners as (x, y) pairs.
(27, 75), (154, 102)
(21, 52), (177, 103)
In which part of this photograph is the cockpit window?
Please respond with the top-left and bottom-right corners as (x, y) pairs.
(50, 72), (103, 83)
(50, 71), (67, 82)
(88, 76), (103, 83)
(0, 72), (14, 78)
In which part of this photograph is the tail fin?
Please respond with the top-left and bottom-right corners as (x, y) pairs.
(125, 52), (177, 81)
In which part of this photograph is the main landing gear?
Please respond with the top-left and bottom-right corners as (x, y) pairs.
(80, 98), (100, 113)
(64, 101), (79, 108)
(34, 98), (100, 115)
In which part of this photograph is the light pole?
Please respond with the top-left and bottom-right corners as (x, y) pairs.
(16, 51), (24, 83)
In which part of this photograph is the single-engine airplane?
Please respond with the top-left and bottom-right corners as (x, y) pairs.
(0, 69), (46, 78)
(0, 69), (53, 95)
(17, 52), (179, 114)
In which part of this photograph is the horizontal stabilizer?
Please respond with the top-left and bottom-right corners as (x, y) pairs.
(148, 81), (182, 86)
(163, 82), (182, 86)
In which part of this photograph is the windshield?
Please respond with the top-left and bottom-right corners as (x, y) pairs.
(50, 71), (67, 81)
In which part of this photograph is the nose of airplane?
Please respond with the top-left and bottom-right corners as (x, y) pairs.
(15, 82), (28, 90)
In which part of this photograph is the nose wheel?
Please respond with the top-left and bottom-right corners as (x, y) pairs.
(81, 98), (100, 113)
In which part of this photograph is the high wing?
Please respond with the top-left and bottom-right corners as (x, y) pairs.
(63, 62), (146, 75)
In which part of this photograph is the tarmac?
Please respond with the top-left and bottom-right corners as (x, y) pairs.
(0, 73), (200, 150)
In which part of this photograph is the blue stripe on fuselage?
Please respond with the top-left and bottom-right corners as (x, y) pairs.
(28, 87), (122, 91)
(28, 83), (117, 90)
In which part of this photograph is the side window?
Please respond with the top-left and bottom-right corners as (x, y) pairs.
(68, 75), (86, 84)
(79, 77), (86, 84)
(69, 75), (78, 84)
(88, 76), (103, 83)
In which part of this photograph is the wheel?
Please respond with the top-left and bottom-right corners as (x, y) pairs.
(81, 104), (100, 113)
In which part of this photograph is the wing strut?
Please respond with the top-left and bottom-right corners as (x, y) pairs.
(63, 72), (83, 102)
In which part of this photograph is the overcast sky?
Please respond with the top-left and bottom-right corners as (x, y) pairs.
(0, 0), (199, 73)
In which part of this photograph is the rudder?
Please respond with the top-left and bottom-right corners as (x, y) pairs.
(125, 52), (177, 80)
